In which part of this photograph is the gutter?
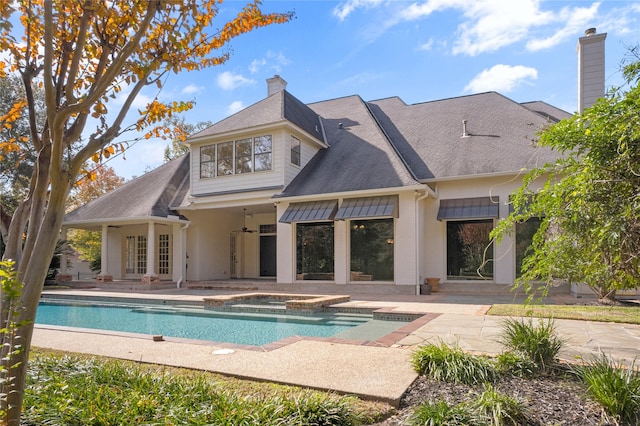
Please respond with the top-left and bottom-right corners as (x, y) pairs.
(415, 189), (432, 295)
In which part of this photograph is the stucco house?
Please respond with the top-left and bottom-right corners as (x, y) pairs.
(62, 29), (608, 296)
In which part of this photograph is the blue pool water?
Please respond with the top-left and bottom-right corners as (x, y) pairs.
(35, 301), (381, 346)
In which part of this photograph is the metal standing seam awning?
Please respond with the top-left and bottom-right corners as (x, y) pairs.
(437, 197), (500, 221)
(334, 195), (399, 220)
(279, 200), (338, 223)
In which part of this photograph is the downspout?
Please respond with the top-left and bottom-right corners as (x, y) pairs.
(176, 222), (190, 288)
(415, 187), (434, 295)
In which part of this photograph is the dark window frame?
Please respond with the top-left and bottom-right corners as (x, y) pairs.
(290, 135), (301, 166)
(200, 135), (273, 178)
(446, 219), (494, 281)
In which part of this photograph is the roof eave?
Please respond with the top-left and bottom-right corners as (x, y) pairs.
(185, 120), (327, 148)
(272, 184), (430, 202)
(420, 169), (534, 184)
(63, 215), (189, 228)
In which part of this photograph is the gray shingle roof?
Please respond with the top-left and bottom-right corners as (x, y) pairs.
(521, 101), (572, 122)
(367, 92), (564, 181)
(276, 95), (420, 198)
(190, 90), (324, 143)
(64, 85), (571, 219)
(64, 154), (190, 224)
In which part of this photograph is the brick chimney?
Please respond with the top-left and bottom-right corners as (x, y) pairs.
(577, 28), (606, 113)
(267, 75), (287, 96)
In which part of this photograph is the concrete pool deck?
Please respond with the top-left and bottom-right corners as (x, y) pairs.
(33, 288), (640, 407)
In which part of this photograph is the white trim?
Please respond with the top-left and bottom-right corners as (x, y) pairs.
(186, 121), (328, 150)
(420, 170), (529, 183)
(273, 184), (429, 203)
(63, 216), (188, 228)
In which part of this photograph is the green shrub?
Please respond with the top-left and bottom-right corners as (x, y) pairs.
(23, 353), (361, 425)
(472, 384), (528, 426)
(277, 392), (355, 425)
(498, 317), (564, 371)
(495, 352), (537, 378)
(572, 355), (640, 425)
(409, 400), (482, 426)
(411, 341), (496, 385)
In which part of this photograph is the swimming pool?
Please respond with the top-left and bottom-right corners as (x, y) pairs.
(35, 300), (410, 346)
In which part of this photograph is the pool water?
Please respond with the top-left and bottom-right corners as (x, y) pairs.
(35, 301), (404, 346)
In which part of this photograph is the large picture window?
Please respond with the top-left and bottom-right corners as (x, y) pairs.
(515, 217), (542, 278)
(200, 135), (272, 178)
(446, 220), (494, 280)
(350, 218), (394, 281)
(296, 222), (334, 280)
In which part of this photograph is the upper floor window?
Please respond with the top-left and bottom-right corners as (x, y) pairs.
(200, 135), (272, 178)
(290, 135), (301, 166)
(254, 135), (272, 171)
(200, 145), (216, 178)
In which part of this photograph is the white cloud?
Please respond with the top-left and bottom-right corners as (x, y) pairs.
(450, 0), (555, 56)
(227, 101), (244, 115)
(333, 0), (384, 21)
(113, 91), (153, 109)
(336, 71), (383, 91)
(353, 0), (609, 56)
(464, 64), (538, 93)
(419, 38), (434, 51)
(216, 71), (254, 90)
(526, 3), (600, 51)
(249, 58), (267, 74)
(181, 84), (204, 95)
(249, 51), (291, 75)
(400, 0), (454, 20)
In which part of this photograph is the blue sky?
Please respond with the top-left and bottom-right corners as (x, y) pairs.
(106, 0), (640, 179)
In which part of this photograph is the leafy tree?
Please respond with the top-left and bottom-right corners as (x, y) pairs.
(0, 75), (46, 246)
(492, 54), (640, 302)
(66, 165), (125, 271)
(162, 115), (212, 162)
(66, 165), (125, 212)
(0, 1), (292, 423)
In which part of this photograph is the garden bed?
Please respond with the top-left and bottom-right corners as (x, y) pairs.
(375, 372), (609, 425)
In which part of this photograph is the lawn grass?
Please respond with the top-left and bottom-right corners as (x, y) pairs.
(487, 303), (640, 324)
(24, 349), (392, 425)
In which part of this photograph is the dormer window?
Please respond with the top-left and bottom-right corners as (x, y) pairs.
(290, 135), (301, 166)
(200, 135), (272, 178)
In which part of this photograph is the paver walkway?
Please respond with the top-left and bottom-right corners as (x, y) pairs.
(33, 288), (640, 406)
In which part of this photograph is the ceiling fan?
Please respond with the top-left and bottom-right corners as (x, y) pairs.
(234, 208), (257, 233)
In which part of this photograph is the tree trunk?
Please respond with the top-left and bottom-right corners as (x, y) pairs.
(1, 180), (69, 425)
(595, 285), (617, 304)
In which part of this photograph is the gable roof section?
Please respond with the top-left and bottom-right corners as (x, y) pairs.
(276, 95), (420, 198)
(190, 90), (325, 144)
(64, 153), (190, 224)
(520, 101), (572, 122)
(367, 92), (564, 181)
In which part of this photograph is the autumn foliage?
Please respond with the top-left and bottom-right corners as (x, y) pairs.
(0, 1), (292, 423)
